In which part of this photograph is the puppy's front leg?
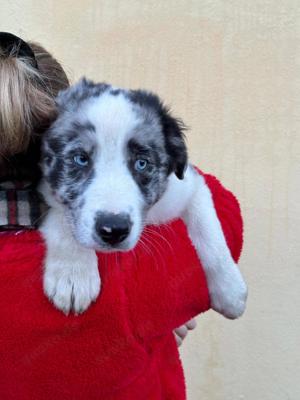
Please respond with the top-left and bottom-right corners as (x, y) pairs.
(40, 207), (101, 314)
(183, 169), (247, 319)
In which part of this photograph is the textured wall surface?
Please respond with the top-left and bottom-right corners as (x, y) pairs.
(1, 1), (299, 399)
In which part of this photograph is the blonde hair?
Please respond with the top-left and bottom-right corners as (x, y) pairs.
(0, 42), (69, 157)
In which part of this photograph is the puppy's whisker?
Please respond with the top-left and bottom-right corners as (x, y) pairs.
(140, 232), (166, 272)
(128, 247), (138, 268)
(144, 229), (174, 272)
(140, 238), (161, 272)
(143, 226), (174, 256)
(138, 237), (154, 259)
(143, 231), (166, 255)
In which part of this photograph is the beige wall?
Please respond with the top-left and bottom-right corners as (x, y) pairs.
(1, 1), (299, 399)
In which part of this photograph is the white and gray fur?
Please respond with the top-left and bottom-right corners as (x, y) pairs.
(39, 78), (247, 318)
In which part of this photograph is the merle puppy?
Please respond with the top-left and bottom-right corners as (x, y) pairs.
(39, 78), (247, 318)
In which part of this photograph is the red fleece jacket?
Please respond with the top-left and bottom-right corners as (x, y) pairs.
(0, 173), (243, 400)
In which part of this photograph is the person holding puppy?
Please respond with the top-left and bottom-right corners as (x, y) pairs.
(0, 33), (243, 400)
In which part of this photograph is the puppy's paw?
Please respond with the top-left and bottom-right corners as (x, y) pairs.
(44, 255), (101, 314)
(209, 263), (248, 319)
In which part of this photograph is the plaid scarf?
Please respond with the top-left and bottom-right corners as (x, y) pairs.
(0, 181), (48, 231)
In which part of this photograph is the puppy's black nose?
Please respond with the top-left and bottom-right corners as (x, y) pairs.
(95, 213), (132, 246)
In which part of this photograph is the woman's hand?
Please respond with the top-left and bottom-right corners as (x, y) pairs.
(174, 318), (197, 347)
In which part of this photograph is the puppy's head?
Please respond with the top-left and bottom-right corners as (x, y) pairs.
(42, 78), (187, 251)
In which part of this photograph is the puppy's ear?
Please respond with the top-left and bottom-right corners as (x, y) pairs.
(129, 90), (188, 179)
(159, 106), (188, 179)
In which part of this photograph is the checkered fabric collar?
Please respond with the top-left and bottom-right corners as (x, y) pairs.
(0, 181), (48, 231)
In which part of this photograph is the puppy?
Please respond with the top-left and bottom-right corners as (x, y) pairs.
(39, 79), (247, 319)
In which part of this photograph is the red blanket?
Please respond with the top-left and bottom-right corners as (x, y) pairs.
(0, 173), (243, 400)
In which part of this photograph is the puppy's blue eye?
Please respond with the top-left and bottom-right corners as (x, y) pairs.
(134, 159), (148, 171)
(73, 154), (89, 167)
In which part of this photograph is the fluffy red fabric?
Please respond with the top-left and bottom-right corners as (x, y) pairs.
(0, 173), (243, 400)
